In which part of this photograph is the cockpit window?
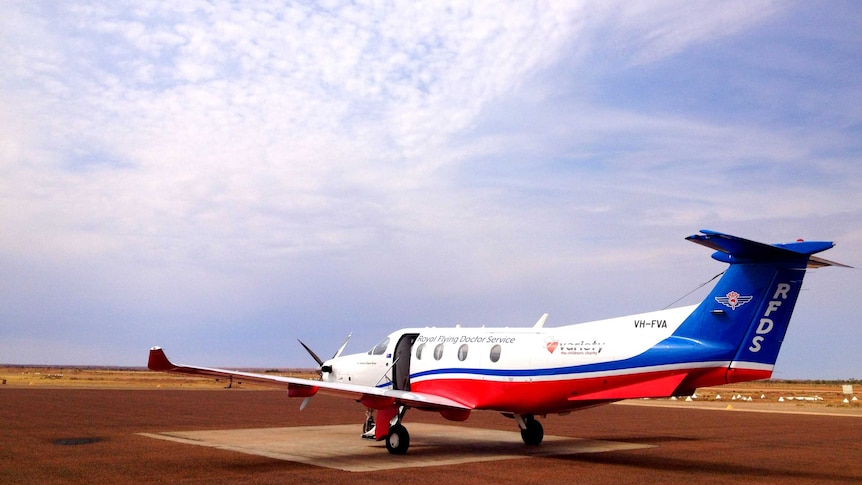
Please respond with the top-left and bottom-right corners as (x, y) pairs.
(368, 337), (390, 356)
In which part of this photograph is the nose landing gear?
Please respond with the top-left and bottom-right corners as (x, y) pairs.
(361, 409), (376, 440)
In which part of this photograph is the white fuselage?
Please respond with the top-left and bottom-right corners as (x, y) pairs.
(321, 306), (701, 414)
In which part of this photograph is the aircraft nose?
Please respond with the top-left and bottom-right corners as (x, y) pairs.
(320, 359), (335, 379)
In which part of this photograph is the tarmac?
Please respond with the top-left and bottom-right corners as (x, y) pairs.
(2, 388), (861, 484)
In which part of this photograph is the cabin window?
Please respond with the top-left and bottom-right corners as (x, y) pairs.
(457, 344), (468, 361)
(433, 343), (444, 360)
(369, 337), (390, 356)
(415, 342), (426, 360)
(490, 344), (501, 363)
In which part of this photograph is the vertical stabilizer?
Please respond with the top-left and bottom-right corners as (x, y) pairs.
(675, 230), (840, 382)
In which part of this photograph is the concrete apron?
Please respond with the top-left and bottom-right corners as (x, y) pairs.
(139, 423), (652, 472)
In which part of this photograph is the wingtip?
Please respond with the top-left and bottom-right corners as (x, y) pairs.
(148, 346), (175, 371)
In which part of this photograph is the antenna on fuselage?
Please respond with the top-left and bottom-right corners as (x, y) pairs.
(532, 313), (549, 328)
(662, 271), (725, 310)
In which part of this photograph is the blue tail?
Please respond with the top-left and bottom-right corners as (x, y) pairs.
(674, 230), (843, 380)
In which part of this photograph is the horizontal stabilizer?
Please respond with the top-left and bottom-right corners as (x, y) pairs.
(687, 230), (846, 267)
(807, 255), (852, 269)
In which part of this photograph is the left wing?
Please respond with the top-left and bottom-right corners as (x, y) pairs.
(148, 347), (472, 417)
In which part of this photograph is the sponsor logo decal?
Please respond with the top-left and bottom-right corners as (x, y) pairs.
(546, 337), (604, 356)
(715, 290), (752, 310)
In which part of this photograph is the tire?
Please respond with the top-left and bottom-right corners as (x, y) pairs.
(385, 424), (410, 455)
(520, 417), (544, 446)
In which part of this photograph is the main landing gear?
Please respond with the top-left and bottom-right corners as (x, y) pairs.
(385, 424), (410, 455)
(517, 415), (544, 446)
(362, 406), (412, 455)
(365, 409), (544, 454)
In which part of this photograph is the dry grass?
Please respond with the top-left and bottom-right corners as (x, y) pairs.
(0, 366), (319, 390)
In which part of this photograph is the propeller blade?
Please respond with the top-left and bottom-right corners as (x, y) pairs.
(333, 333), (352, 359)
(297, 339), (324, 367)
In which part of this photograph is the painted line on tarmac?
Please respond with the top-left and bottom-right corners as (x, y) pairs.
(139, 423), (652, 472)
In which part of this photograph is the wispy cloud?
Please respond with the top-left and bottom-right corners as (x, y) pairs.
(603, 1), (786, 65)
(0, 1), (859, 376)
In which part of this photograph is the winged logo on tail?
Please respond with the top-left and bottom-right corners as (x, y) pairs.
(715, 290), (752, 310)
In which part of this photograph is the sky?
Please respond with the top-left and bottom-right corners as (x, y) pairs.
(1, 1), (860, 379)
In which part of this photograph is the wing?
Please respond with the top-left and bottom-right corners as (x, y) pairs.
(148, 347), (472, 416)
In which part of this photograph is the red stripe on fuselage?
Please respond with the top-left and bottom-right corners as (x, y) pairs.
(411, 365), (751, 415)
(726, 367), (773, 383)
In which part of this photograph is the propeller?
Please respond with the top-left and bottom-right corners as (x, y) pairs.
(297, 333), (352, 375)
(295, 333), (351, 411)
(297, 340), (324, 367)
(333, 333), (352, 359)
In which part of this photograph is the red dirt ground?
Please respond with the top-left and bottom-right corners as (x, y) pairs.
(2, 388), (861, 484)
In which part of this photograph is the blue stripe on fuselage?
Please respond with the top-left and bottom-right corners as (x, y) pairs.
(408, 336), (734, 381)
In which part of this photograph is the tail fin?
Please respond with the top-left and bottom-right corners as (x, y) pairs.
(676, 230), (843, 382)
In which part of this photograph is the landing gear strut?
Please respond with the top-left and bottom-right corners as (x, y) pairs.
(518, 415), (544, 446)
(385, 405), (410, 454)
(362, 405), (412, 454)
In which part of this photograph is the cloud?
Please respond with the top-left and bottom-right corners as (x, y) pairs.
(575, 0), (786, 66)
(0, 1), (859, 375)
(2, 1), (588, 263)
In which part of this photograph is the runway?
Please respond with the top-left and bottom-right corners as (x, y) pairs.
(2, 389), (861, 483)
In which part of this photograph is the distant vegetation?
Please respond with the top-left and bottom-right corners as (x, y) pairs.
(768, 378), (859, 385)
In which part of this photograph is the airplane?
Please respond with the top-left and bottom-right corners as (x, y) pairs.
(148, 229), (848, 455)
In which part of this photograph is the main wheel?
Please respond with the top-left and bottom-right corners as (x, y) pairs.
(520, 417), (544, 446)
(385, 424), (410, 455)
